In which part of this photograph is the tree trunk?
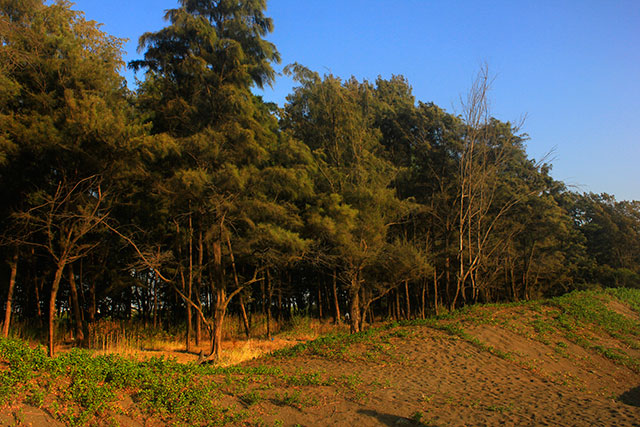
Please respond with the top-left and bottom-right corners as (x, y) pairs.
(421, 278), (427, 319)
(196, 230), (204, 346)
(260, 278), (266, 316)
(317, 284), (323, 320)
(266, 270), (272, 340)
(445, 255), (451, 308)
(404, 279), (411, 320)
(277, 285), (283, 324)
(239, 295), (250, 338)
(208, 239), (226, 359)
(79, 259), (86, 318)
(68, 264), (84, 342)
(152, 279), (158, 328)
(186, 215), (194, 353)
(359, 290), (367, 331)
(433, 268), (439, 316)
(332, 269), (341, 324)
(48, 262), (67, 357)
(209, 287), (226, 359)
(348, 274), (361, 334)
(2, 250), (18, 338)
(35, 276), (43, 324)
(87, 277), (96, 324)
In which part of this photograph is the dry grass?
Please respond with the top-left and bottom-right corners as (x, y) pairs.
(7, 312), (360, 368)
(12, 314), (351, 365)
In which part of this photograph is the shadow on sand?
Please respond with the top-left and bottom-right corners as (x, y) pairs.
(619, 386), (640, 407)
(357, 408), (441, 426)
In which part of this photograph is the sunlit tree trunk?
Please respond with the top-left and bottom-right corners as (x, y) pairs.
(209, 239), (225, 358)
(185, 215), (193, 352)
(266, 270), (272, 340)
(349, 273), (361, 333)
(239, 295), (250, 338)
(2, 250), (18, 338)
(332, 269), (341, 324)
(404, 279), (411, 320)
(48, 261), (67, 357)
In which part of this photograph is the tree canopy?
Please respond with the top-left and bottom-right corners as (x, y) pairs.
(1, 0), (638, 357)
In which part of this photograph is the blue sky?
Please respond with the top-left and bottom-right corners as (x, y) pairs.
(72, 0), (640, 201)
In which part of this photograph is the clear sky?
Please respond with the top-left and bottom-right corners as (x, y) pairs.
(71, 0), (640, 201)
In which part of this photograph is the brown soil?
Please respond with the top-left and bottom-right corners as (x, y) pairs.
(239, 325), (640, 427)
(2, 302), (640, 426)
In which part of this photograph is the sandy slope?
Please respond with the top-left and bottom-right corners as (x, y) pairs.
(2, 295), (640, 426)
(242, 325), (640, 427)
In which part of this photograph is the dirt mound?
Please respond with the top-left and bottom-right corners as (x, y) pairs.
(242, 324), (640, 426)
(1, 290), (639, 426)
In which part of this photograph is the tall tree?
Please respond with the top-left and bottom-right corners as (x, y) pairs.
(0, 0), (138, 355)
(283, 65), (406, 333)
(130, 0), (281, 359)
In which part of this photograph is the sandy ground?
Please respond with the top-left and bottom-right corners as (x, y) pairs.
(2, 302), (639, 426)
(240, 325), (640, 427)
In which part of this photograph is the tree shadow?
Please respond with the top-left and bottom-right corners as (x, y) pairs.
(619, 386), (640, 407)
(357, 408), (440, 426)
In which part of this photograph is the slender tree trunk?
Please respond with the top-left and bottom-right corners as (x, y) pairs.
(68, 264), (84, 342)
(2, 250), (18, 338)
(209, 287), (226, 359)
(359, 288), (367, 331)
(349, 274), (361, 334)
(445, 255), (451, 308)
(152, 279), (158, 328)
(317, 284), (323, 320)
(266, 270), (273, 339)
(277, 285), (283, 324)
(421, 278), (427, 319)
(239, 295), (250, 338)
(82, 279), (94, 326)
(433, 268), (439, 316)
(226, 232), (249, 339)
(260, 278), (266, 316)
(186, 215), (194, 352)
(79, 259), (85, 319)
(208, 238), (226, 359)
(48, 261), (67, 357)
(332, 269), (341, 324)
(35, 276), (43, 324)
(404, 279), (411, 320)
(196, 230), (204, 346)
(195, 304), (202, 346)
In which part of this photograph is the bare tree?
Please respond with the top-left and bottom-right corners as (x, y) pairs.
(105, 220), (262, 362)
(13, 176), (108, 356)
(453, 66), (527, 308)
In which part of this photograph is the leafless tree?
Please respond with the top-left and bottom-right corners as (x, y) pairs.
(13, 176), (108, 356)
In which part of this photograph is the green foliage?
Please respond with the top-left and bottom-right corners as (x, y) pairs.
(1, 0), (640, 395)
(0, 338), (249, 424)
(272, 328), (379, 360)
(550, 290), (640, 339)
(607, 287), (640, 313)
(272, 390), (317, 408)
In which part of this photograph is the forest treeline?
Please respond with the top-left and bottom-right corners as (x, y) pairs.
(1, 0), (639, 359)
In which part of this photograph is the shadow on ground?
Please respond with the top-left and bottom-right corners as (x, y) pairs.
(357, 408), (440, 426)
(619, 386), (640, 407)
